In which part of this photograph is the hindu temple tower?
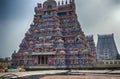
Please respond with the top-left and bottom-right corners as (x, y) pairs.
(97, 34), (119, 60)
(12, 0), (95, 68)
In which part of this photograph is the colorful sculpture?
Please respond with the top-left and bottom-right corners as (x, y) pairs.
(12, 0), (96, 68)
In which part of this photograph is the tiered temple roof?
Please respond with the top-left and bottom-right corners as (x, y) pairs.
(97, 34), (119, 60)
(12, 0), (97, 68)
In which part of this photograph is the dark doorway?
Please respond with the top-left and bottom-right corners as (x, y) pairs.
(41, 56), (44, 64)
(38, 56), (40, 64)
(38, 56), (48, 65)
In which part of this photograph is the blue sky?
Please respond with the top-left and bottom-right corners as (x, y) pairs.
(0, 0), (120, 58)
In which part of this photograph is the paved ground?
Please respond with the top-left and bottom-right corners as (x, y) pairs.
(71, 70), (120, 74)
(0, 70), (120, 78)
(0, 70), (68, 77)
(41, 75), (120, 79)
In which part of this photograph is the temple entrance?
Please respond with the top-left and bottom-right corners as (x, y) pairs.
(38, 56), (48, 65)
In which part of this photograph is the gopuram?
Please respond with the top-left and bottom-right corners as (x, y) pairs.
(12, 0), (97, 68)
(97, 34), (119, 60)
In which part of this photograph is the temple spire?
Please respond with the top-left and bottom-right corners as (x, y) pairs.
(62, 0), (64, 5)
(38, 3), (42, 8)
(69, 0), (72, 3)
(58, 1), (60, 5)
(72, 0), (75, 3)
(66, 0), (67, 4)
(14, 50), (16, 53)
